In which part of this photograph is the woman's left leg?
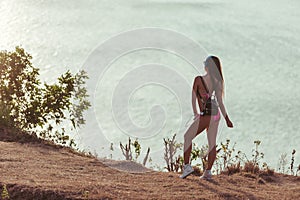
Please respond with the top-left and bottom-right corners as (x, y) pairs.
(206, 119), (220, 170)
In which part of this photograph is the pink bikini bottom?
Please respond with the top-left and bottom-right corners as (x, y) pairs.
(213, 110), (221, 121)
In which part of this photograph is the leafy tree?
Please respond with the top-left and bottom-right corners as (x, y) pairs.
(0, 47), (90, 146)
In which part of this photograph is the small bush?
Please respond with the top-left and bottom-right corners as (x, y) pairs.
(192, 165), (203, 176)
(119, 137), (151, 166)
(190, 143), (208, 172)
(265, 167), (275, 176)
(163, 134), (183, 172)
(243, 161), (260, 174)
(225, 162), (241, 175)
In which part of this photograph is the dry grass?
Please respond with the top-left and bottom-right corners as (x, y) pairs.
(243, 161), (260, 174)
(261, 167), (275, 176)
(221, 162), (241, 176)
(192, 166), (203, 176)
(1, 127), (300, 199)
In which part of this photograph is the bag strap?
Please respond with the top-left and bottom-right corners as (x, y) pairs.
(200, 76), (209, 93)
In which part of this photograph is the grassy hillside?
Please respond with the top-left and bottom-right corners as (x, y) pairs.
(0, 127), (300, 200)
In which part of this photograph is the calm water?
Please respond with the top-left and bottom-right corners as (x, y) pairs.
(1, 0), (299, 169)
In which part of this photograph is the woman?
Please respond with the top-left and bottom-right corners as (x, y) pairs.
(180, 55), (233, 180)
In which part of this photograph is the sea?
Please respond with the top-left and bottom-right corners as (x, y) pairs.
(0, 0), (299, 171)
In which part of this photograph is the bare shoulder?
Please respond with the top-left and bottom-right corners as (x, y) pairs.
(194, 76), (201, 82)
(193, 76), (202, 86)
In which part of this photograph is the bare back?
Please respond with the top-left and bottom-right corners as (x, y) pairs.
(193, 75), (217, 112)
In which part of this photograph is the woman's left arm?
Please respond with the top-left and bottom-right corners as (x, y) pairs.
(215, 83), (233, 128)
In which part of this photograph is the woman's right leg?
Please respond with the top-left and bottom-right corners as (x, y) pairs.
(183, 116), (210, 164)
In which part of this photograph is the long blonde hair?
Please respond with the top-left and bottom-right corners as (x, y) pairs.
(204, 56), (224, 96)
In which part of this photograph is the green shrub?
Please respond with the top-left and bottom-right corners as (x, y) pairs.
(0, 47), (90, 146)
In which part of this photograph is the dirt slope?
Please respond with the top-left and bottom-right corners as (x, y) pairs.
(0, 129), (300, 200)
